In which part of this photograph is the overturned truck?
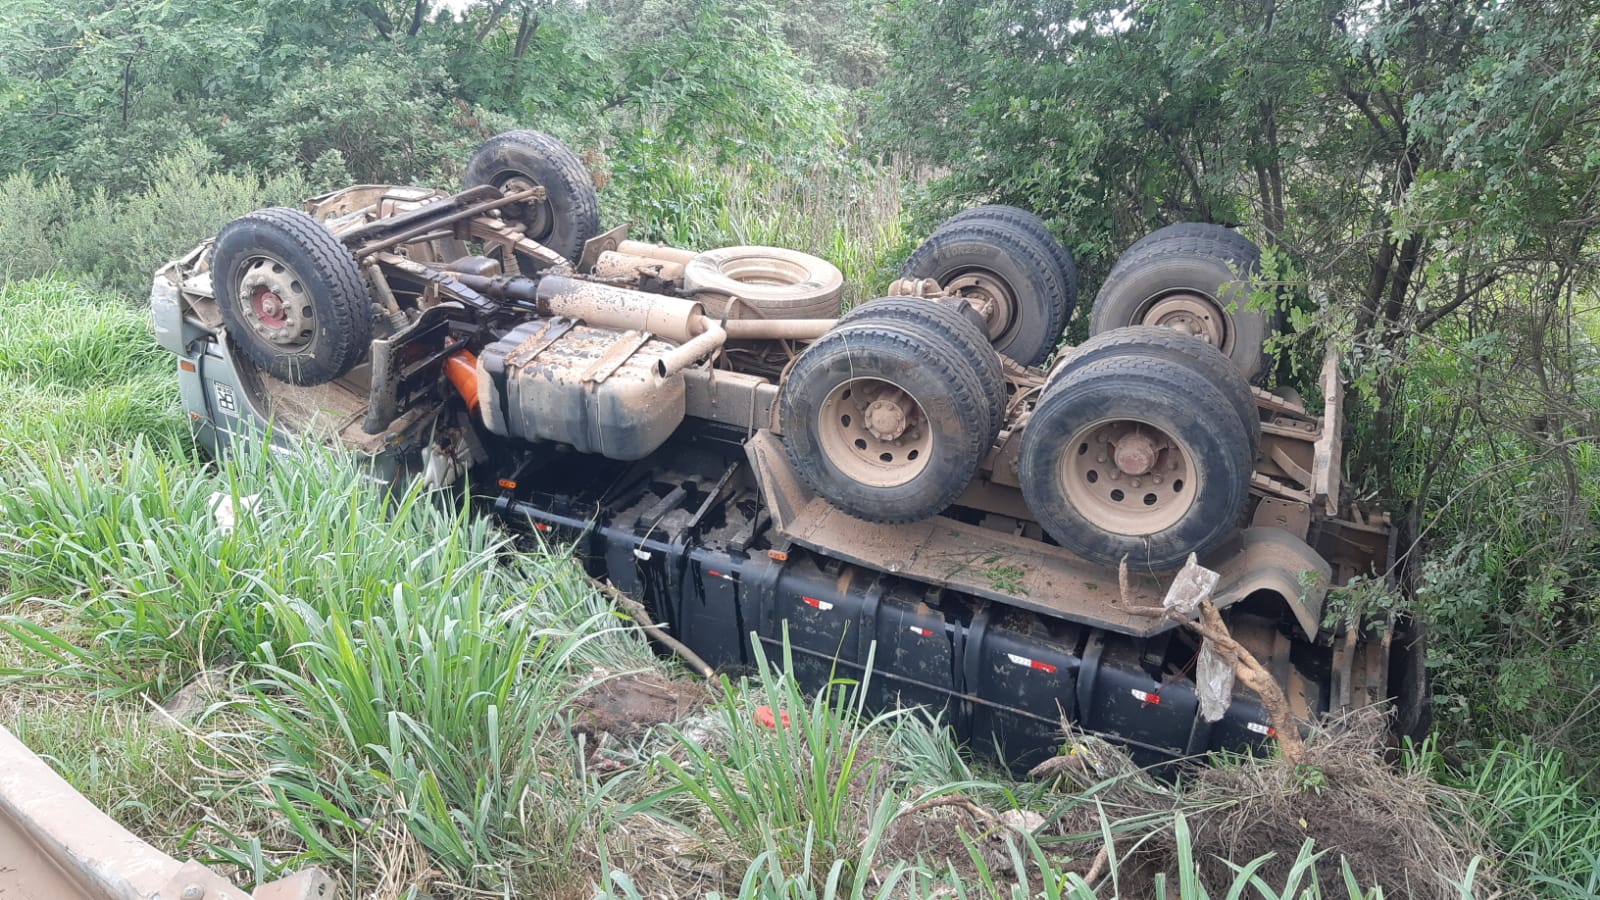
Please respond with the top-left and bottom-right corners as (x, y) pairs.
(151, 130), (1427, 769)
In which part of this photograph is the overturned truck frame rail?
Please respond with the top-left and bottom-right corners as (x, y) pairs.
(0, 725), (333, 900)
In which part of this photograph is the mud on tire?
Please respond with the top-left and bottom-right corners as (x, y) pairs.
(1091, 223), (1271, 383)
(779, 321), (991, 523)
(839, 296), (1006, 442)
(212, 207), (372, 387)
(898, 218), (1072, 367)
(464, 129), (600, 265)
(1019, 353), (1253, 571)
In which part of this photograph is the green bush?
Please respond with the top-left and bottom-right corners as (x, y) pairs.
(0, 145), (308, 298)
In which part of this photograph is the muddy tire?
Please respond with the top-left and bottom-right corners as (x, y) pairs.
(1019, 354), (1252, 571)
(780, 321), (990, 523)
(1055, 325), (1259, 462)
(463, 130), (600, 265)
(682, 245), (844, 318)
(212, 207), (372, 386)
(1091, 224), (1270, 383)
(937, 205), (1078, 314)
(898, 220), (1071, 367)
(839, 296), (1006, 441)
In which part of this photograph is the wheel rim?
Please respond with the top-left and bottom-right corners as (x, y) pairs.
(817, 377), (933, 488)
(720, 254), (810, 286)
(1138, 292), (1230, 351)
(946, 269), (1019, 344)
(236, 254), (314, 350)
(500, 174), (553, 242)
(1059, 419), (1198, 535)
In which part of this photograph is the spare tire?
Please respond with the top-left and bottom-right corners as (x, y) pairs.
(779, 319), (990, 523)
(682, 246), (844, 319)
(212, 207), (373, 387)
(898, 219), (1072, 367)
(1019, 353), (1252, 571)
(1090, 224), (1270, 382)
(464, 130), (600, 265)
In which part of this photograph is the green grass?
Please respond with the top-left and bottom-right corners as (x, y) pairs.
(0, 277), (186, 466)
(602, 150), (919, 307)
(0, 427), (1500, 896)
(1429, 740), (1600, 894)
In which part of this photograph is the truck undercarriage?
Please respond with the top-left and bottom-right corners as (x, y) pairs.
(142, 130), (1428, 775)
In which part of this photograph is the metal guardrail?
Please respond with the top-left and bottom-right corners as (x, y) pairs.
(0, 724), (334, 900)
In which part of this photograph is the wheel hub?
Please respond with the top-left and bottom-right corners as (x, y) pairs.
(946, 271), (1017, 342)
(1143, 293), (1227, 348)
(817, 378), (933, 489)
(502, 175), (552, 241)
(1112, 432), (1158, 476)
(253, 288), (287, 327)
(864, 396), (909, 441)
(1059, 421), (1196, 536)
(237, 257), (312, 348)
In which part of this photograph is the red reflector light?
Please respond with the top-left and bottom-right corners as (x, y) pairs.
(767, 549), (789, 562)
(497, 479), (517, 490)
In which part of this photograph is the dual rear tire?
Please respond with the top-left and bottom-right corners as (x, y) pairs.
(779, 301), (1000, 523)
(781, 298), (1254, 571)
(1021, 332), (1256, 571)
(898, 205), (1078, 367)
(1090, 222), (1272, 383)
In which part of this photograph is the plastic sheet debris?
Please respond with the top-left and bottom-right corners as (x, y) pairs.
(1162, 552), (1220, 616)
(207, 491), (259, 534)
(1197, 638), (1237, 722)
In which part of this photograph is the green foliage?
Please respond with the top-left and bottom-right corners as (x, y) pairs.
(1425, 740), (1600, 894)
(0, 278), (184, 463)
(0, 0), (859, 202)
(0, 143), (308, 297)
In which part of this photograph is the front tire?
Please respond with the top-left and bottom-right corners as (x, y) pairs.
(212, 207), (372, 386)
(464, 130), (600, 265)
